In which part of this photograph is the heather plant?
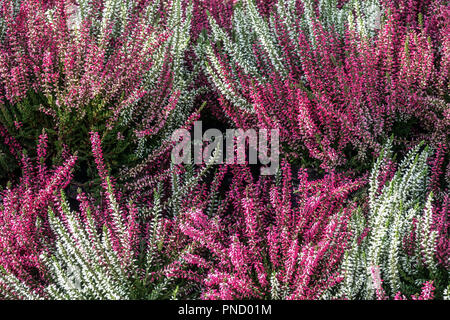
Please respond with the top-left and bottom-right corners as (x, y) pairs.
(0, 131), (76, 297)
(0, 131), (222, 299)
(38, 172), (184, 299)
(46, 133), (222, 299)
(301, 0), (382, 41)
(191, 0), (234, 41)
(200, 0), (449, 170)
(0, 0), (448, 302)
(338, 140), (449, 299)
(174, 162), (364, 299)
(0, 0), (198, 182)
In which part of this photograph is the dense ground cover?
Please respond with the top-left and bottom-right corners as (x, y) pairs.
(0, 0), (448, 300)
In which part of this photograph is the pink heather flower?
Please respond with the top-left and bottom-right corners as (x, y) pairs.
(175, 161), (363, 299)
(204, 0), (449, 170)
(0, 135), (76, 294)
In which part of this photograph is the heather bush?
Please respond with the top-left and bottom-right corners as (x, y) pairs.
(338, 140), (449, 299)
(34, 133), (201, 299)
(172, 162), (364, 299)
(200, 0), (449, 170)
(0, 0), (198, 182)
(0, 0), (448, 301)
(0, 131), (221, 299)
(0, 131), (76, 296)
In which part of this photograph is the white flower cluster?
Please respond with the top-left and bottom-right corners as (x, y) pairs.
(44, 191), (135, 299)
(339, 140), (443, 299)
